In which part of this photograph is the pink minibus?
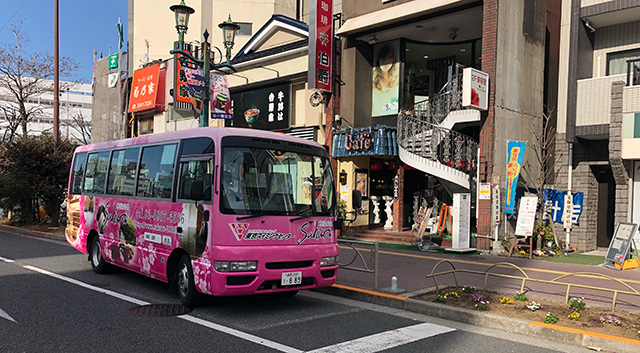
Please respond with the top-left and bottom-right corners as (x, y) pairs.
(66, 127), (339, 306)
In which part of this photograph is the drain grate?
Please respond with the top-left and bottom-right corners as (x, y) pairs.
(128, 304), (193, 317)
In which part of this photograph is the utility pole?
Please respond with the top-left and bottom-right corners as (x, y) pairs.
(53, 0), (60, 140)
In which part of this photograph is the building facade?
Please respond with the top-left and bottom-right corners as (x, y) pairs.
(0, 79), (92, 143)
(334, 0), (560, 249)
(555, 0), (640, 251)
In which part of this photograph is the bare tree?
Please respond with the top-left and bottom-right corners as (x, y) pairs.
(520, 108), (560, 248)
(0, 23), (78, 139)
(0, 104), (21, 142)
(64, 110), (92, 144)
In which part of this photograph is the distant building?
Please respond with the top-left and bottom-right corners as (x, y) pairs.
(0, 78), (92, 143)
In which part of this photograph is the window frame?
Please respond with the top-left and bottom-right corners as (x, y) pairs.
(69, 152), (88, 194)
(105, 146), (142, 197)
(135, 142), (180, 200)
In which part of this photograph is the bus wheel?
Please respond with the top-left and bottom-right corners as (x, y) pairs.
(90, 237), (109, 274)
(177, 254), (200, 307)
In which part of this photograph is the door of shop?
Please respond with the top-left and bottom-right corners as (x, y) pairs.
(593, 166), (615, 248)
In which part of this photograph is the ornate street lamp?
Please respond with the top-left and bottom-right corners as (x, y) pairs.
(169, 1), (238, 127)
(218, 14), (241, 64)
(170, 0), (195, 46)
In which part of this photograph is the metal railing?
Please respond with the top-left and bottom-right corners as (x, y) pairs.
(426, 260), (640, 313)
(398, 114), (478, 177)
(337, 239), (379, 289)
(412, 74), (464, 125)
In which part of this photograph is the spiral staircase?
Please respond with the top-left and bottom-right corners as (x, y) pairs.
(398, 73), (479, 198)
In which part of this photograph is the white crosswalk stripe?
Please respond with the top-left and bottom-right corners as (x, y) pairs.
(307, 322), (455, 353)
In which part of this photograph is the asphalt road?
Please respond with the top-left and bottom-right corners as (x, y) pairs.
(0, 231), (592, 353)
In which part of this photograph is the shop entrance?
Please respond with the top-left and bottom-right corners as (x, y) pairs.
(593, 166), (615, 248)
(369, 159), (395, 227)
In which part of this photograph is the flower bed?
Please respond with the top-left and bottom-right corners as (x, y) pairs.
(417, 289), (640, 341)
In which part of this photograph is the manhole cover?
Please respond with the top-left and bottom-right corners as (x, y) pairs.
(128, 304), (192, 317)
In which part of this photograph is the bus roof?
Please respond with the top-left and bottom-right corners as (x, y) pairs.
(75, 127), (325, 153)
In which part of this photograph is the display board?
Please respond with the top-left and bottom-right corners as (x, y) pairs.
(515, 197), (537, 237)
(604, 222), (638, 270)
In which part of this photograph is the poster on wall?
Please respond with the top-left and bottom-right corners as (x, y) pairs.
(226, 82), (290, 131)
(504, 141), (526, 214)
(372, 40), (400, 117)
(355, 170), (368, 198)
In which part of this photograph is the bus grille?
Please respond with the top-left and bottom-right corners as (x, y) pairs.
(265, 260), (313, 270)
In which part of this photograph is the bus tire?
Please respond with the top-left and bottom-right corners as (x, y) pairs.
(177, 254), (200, 307)
(90, 236), (109, 274)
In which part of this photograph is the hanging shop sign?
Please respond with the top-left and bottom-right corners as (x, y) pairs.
(308, 0), (333, 92)
(226, 82), (291, 131)
(462, 67), (489, 111)
(182, 66), (232, 119)
(332, 126), (398, 157)
(173, 42), (194, 111)
(504, 141), (526, 214)
(128, 64), (161, 113)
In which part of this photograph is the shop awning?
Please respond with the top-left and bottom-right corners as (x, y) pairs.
(332, 126), (397, 157)
(336, 0), (475, 36)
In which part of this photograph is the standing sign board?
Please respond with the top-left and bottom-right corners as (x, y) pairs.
(446, 193), (475, 252)
(604, 222), (639, 270)
(308, 0), (333, 92)
(515, 197), (537, 237)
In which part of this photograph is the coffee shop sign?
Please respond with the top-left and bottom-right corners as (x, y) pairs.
(345, 131), (372, 152)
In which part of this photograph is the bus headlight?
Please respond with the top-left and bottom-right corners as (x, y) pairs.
(214, 261), (258, 272)
(320, 256), (338, 267)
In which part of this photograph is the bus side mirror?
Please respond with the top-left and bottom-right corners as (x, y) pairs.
(352, 190), (362, 210)
(190, 180), (204, 201)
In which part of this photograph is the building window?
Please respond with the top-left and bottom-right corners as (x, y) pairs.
(138, 118), (153, 135)
(237, 22), (252, 36)
(635, 113), (640, 139)
(607, 48), (640, 76)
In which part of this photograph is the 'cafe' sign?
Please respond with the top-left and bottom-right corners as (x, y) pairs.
(345, 130), (372, 152)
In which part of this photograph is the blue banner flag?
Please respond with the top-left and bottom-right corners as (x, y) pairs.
(504, 141), (526, 214)
(542, 189), (583, 225)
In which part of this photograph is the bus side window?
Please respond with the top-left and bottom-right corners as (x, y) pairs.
(70, 152), (87, 194)
(178, 160), (212, 202)
(107, 147), (139, 196)
(83, 151), (110, 194)
(137, 144), (177, 199)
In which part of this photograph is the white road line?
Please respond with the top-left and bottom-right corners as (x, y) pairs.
(0, 256), (15, 263)
(307, 322), (455, 353)
(0, 307), (16, 323)
(20, 264), (302, 353)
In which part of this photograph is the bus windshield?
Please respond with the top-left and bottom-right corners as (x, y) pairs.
(220, 146), (335, 217)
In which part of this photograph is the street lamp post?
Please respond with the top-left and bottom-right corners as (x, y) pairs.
(169, 1), (238, 127)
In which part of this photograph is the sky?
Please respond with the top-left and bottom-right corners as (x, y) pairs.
(0, 0), (128, 83)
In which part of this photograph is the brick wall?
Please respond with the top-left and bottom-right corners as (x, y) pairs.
(476, 0), (498, 249)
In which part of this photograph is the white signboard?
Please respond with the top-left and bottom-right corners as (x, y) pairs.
(515, 196), (538, 237)
(462, 67), (489, 111)
(451, 193), (471, 249)
(492, 186), (501, 224)
(563, 193), (573, 229)
(479, 182), (491, 200)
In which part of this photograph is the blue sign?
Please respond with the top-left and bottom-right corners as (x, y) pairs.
(504, 141), (526, 214)
(542, 189), (583, 225)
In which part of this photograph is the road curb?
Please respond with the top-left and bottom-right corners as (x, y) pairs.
(0, 224), (66, 242)
(315, 284), (640, 353)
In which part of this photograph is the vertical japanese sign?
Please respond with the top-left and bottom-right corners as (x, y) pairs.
(308, 0), (333, 92)
(504, 141), (526, 214)
(128, 64), (160, 112)
(173, 42), (194, 111)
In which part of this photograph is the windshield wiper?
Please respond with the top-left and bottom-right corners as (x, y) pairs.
(290, 207), (313, 222)
(236, 212), (264, 220)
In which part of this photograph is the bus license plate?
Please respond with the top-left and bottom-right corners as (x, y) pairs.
(281, 271), (302, 286)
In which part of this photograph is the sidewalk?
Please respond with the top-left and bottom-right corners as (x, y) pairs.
(334, 241), (640, 312)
